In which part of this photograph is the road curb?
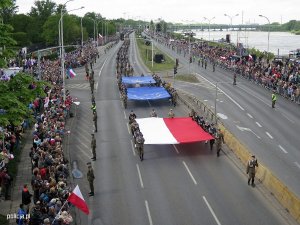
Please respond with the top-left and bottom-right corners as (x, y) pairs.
(177, 89), (300, 223)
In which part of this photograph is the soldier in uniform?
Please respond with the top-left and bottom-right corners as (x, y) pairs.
(246, 155), (258, 186)
(233, 73), (237, 85)
(91, 93), (95, 105)
(90, 70), (95, 81)
(172, 91), (177, 107)
(93, 111), (98, 132)
(122, 93), (127, 109)
(216, 128), (225, 157)
(87, 162), (95, 196)
(212, 61), (216, 72)
(168, 109), (175, 118)
(128, 110), (137, 124)
(91, 134), (96, 161)
(150, 109), (157, 117)
(204, 58), (207, 69)
(90, 78), (95, 94)
(135, 133), (145, 161)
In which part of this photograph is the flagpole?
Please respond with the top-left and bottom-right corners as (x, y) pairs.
(51, 199), (69, 225)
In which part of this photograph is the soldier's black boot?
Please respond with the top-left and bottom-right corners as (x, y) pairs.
(248, 179), (250, 185)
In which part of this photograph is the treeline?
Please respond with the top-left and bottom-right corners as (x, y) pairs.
(0, 0), (121, 52)
(259, 20), (300, 34)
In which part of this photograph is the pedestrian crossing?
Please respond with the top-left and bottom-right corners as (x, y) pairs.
(66, 82), (98, 90)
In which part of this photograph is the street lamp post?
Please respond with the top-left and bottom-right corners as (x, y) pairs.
(60, 0), (73, 103)
(60, 1), (84, 102)
(224, 13), (239, 42)
(259, 14), (270, 60)
(80, 17), (83, 46)
(203, 17), (215, 41)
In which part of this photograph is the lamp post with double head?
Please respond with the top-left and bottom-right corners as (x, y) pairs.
(259, 14), (270, 60)
(60, 1), (84, 102)
(203, 17), (215, 41)
(224, 13), (239, 41)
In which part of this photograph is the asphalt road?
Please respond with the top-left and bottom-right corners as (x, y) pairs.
(150, 36), (300, 199)
(65, 37), (298, 225)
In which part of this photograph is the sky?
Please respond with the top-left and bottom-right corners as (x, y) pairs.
(16, 0), (299, 25)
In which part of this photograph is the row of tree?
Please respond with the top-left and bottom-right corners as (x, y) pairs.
(0, 73), (48, 127)
(259, 20), (300, 34)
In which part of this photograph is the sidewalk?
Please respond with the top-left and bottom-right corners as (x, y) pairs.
(0, 43), (112, 225)
(0, 127), (33, 224)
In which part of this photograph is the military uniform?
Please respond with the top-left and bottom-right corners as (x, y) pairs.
(135, 135), (145, 161)
(91, 134), (96, 160)
(233, 73), (237, 85)
(168, 109), (175, 118)
(246, 156), (258, 186)
(150, 109), (157, 117)
(90, 78), (95, 94)
(93, 111), (98, 132)
(216, 129), (224, 157)
(87, 163), (95, 196)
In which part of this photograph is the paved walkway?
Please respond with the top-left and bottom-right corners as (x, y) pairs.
(0, 44), (109, 224)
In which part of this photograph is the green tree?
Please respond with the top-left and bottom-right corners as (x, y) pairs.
(0, 73), (48, 126)
(0, 0), (18, 23)
(0, 23), (17, 67)
(42, 14), (81, 46)
(29, 0), (57, 43)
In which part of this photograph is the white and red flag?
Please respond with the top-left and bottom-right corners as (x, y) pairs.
(67, 185), (89, 215)
(136, 117), (214, 144)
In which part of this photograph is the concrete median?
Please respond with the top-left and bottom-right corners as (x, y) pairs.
(177, 90), (300, 223)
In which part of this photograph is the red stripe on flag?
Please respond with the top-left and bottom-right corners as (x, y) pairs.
(163, 117), (214, 143)
(68, 191), (89, 215)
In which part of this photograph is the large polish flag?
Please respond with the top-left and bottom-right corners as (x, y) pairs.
(136, 117), (214, 144)
(67, 185), (89, 215)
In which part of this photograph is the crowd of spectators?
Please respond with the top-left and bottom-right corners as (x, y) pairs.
(1, 41), (99, 224)
(149, 32), (300, 104)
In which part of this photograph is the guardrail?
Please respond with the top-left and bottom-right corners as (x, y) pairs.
(177, 89), (300, 223)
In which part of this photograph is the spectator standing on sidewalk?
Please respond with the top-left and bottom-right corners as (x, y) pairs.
(22, 184), (32, 213)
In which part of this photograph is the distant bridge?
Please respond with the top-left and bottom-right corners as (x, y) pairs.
(168, 24), (259, 32)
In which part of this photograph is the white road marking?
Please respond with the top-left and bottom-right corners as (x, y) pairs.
(98, 58), (108, 78)
(136, 164), (144, 188)
(173, 144), (179, 154)
(202, 196), (222, 225)
(255, 122), (262, 127)
(127, 123), (130, 134)
(238, 85), (295, 123)
(247, 113), (253, 119)
(266, 132), (273, 139)
(123, 110), (127, 119)
(131, 140), (136, 156)
(204, 99), (208, 102)
(294, 162), (300, 169)
(195, 73), (245, 111)
(280, 112), (295, 123)
(77, 131), (91, 143)
(217, 113), (228, 120)
(236, 125), (261, 139)
(182, 161), (197, 185)
(76, 143), (90, 158)
(145, 200), (153, 225)
(278, 145), (288, 154)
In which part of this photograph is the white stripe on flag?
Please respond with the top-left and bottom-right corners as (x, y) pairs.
(136, 118), (178, 144)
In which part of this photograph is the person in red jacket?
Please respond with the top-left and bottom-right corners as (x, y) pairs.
(22, 184), (32, 213)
